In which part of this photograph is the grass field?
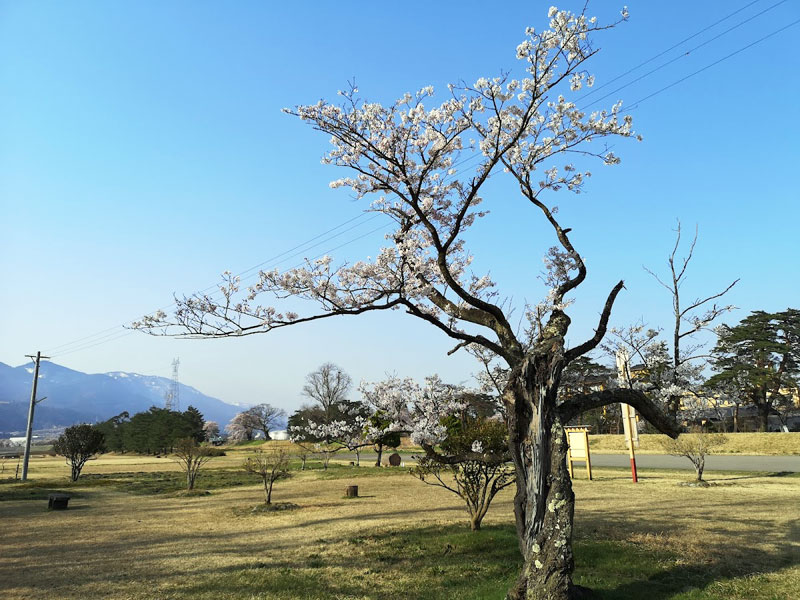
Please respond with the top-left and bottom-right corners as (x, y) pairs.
(588, 432), (800, 456)
(1, 454), (799, 599)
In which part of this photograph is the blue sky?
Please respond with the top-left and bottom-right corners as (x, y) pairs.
(2, 1), (798, 415)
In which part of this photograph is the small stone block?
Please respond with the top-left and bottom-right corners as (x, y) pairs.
(345, 485), (358, 497)
(48, 493), (71, 510)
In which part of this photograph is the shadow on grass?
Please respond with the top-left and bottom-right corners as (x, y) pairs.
(158, 521), (800, 600)
(1, 510), (797, 599)
(711, 470), (799, 482)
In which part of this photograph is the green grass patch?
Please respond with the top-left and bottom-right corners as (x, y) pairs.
(0, 463), (414, 501)
(311, 464), (410, 480)
(170, 524), (798, 599)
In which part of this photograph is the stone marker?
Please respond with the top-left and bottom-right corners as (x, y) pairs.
(388, 452), (402, 467)
(48, 493), (71, 510)
(345, 485), (358, 498)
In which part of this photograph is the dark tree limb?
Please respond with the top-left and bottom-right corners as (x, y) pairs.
(419, 442), (511, 467)
(558, 388), (680, 438)
(564, 280), (625, 364)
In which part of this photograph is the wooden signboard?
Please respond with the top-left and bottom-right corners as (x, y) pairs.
(565, 426), (592, 480)
(621, 403), (639, 449)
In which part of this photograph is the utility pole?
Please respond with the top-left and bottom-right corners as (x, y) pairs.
(22, 351), (49, 482)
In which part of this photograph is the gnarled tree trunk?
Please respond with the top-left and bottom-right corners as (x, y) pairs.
(504, 334), (680, 599)
(505, 350), (578, 600)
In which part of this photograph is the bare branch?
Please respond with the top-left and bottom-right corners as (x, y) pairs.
(565, 280), (625, 363)
(680, 279), (740, 318)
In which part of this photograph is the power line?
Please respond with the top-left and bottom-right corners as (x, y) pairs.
(44, 211), (380, 355)
(50, 220), (390, 357)
(580, 0), (790, 112)
(577, 0), (767, 103)
(44, 8), (799, 357)
(50, 332), (137, 359)
(440, 1), (787, 182)
(624, 17), (800, 112)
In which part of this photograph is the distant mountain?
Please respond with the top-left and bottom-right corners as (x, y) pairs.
(0, 361), (244, 436)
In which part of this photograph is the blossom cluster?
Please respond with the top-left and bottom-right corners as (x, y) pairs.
(359, 375), (466, 446)
(133, 6), (639, 362)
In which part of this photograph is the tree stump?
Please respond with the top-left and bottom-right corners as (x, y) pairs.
(388, 452), (402, 467)
(48, 493), (70, 510)
(345, 485), (358, 498)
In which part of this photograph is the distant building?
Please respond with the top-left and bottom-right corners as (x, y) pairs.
(270, 430), (289, 441)
(9, 437), (33, 446)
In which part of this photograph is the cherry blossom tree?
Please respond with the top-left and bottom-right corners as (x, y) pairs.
(288, 365), (369, 468)
(412, 424), (515, 531)
(203, 420), (220, 441)
(292, 410), (370, 468)
(226, 410), (264, 442)
(363, 411), (402, 466)
(134, 6), (679, 598)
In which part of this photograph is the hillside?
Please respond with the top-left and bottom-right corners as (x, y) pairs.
(0, 361), (243, 436)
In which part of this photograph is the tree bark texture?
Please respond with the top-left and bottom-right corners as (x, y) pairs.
(501, 329), (680, 599)
(505, 353), (577, 600)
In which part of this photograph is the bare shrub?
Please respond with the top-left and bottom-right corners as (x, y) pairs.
(243, 448), (291, 505)
(661, 427), (727, 482)
(173, 438), (214, 490)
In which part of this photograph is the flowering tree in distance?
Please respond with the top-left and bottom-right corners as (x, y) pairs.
(203, 420), (220, 441)
(225, 410), (260, 442)
(135, 6), (679, 598)
(288, 363), (369, 468)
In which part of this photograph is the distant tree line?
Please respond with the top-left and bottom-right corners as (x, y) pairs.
(95, 406), (206, 454)
(558, 308), (800, 433)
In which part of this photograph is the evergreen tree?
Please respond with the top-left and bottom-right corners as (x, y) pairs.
(95, 411), (130, 452)
(183, 405), (205, 442)
(707, 309), (800, 431)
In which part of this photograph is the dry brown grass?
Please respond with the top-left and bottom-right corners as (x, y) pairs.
(1, 455), (798, 599)
(589, 432), (800, 455)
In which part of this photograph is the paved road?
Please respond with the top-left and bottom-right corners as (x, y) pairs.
(589, 453), (799, 472)
(340, 452), (799, 472)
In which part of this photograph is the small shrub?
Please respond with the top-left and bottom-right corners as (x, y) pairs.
(661, 427), (727, 481)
